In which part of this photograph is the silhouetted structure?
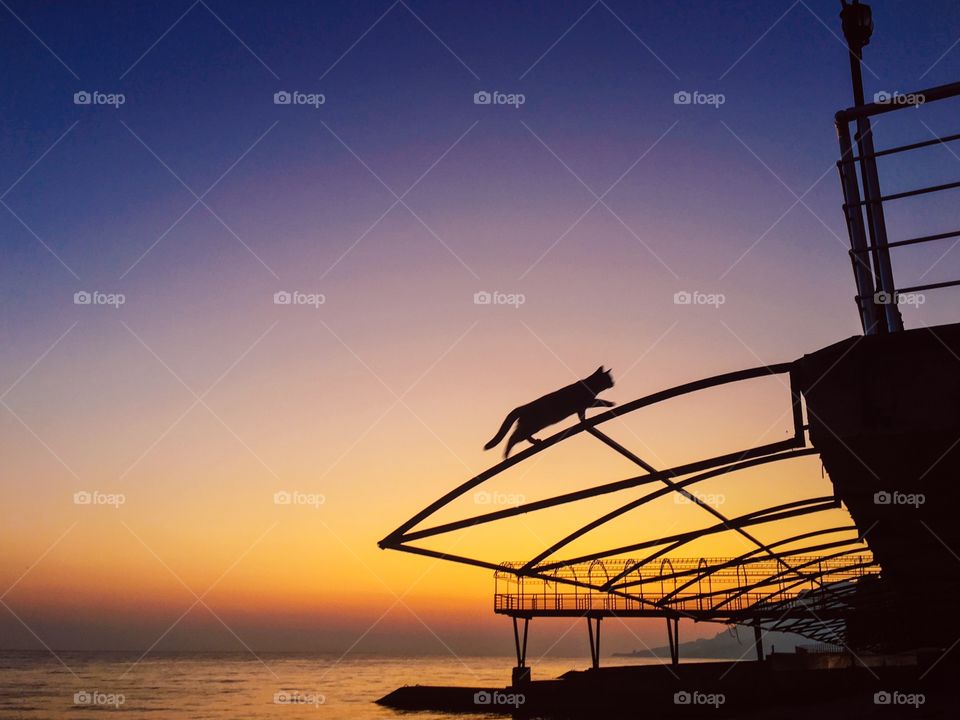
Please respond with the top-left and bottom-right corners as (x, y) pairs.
(379, 1), (960, 714)
(381, 362), (878, 669)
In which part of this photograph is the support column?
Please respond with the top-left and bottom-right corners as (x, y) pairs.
(666, 616), (680, 667)
(512, 616), (531, 686)
(753, 621), (765, 662)
(586, 616), (602, 670)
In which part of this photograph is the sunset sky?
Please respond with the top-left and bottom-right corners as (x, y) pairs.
(2, 0), (959, 658)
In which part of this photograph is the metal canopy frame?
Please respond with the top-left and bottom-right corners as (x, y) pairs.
(380, 362), (879, 649)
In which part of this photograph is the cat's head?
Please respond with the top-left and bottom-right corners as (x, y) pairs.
(592, 365), (614, 390)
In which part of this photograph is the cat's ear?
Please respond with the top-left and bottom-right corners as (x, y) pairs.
(596, 366), (604, 374)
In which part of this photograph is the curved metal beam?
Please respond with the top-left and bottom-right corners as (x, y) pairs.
(521, 448), (817, 571)
(599, 496), (838, 588)
(656, 529), (866, 601)
(379, 362), (793, 546)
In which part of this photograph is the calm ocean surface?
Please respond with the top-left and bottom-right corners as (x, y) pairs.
(0, 651), (683, 719)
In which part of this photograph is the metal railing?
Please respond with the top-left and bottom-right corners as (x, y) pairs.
(494, 591), (775, 614)
(836, 80), (960, 334)
(493, 552), (878, 620)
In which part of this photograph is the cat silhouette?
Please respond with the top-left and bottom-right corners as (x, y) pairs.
(484, 366), (615, 458)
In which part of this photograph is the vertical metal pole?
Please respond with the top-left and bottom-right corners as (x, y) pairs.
(858, 119), (903, 332)
(513, 617), (523, 667)
(511, 617), (531, 687)
(841, 0), (903, 332)
(595, 618), (601, 669)
(587, 616), (598, 669)
(521, 618), (529, 666)
(673, 617), (679, 667)
(666, 618), (672, 665)
(754, 622), (765, 662)
(788, 370), (806, 443)
(841, 0), (885, 302)
(841, 1), (869, 110)
(666, 617), (680, 667)
(836, 121), (880, 334)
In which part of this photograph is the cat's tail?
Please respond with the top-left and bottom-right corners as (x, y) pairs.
(484, 408), (520, 451)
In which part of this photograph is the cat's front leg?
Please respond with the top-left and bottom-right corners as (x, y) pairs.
(591, 399), (616, 408)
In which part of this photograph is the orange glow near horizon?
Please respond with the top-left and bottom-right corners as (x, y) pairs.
(6, 0), (952, 654)
(1, 322), (861, 653)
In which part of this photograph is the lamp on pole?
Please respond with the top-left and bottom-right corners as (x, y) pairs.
(840, 0), (872, 107)
(839, 0), (903, 333)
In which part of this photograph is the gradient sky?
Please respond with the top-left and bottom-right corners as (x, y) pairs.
(2, 0), (959, 659)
